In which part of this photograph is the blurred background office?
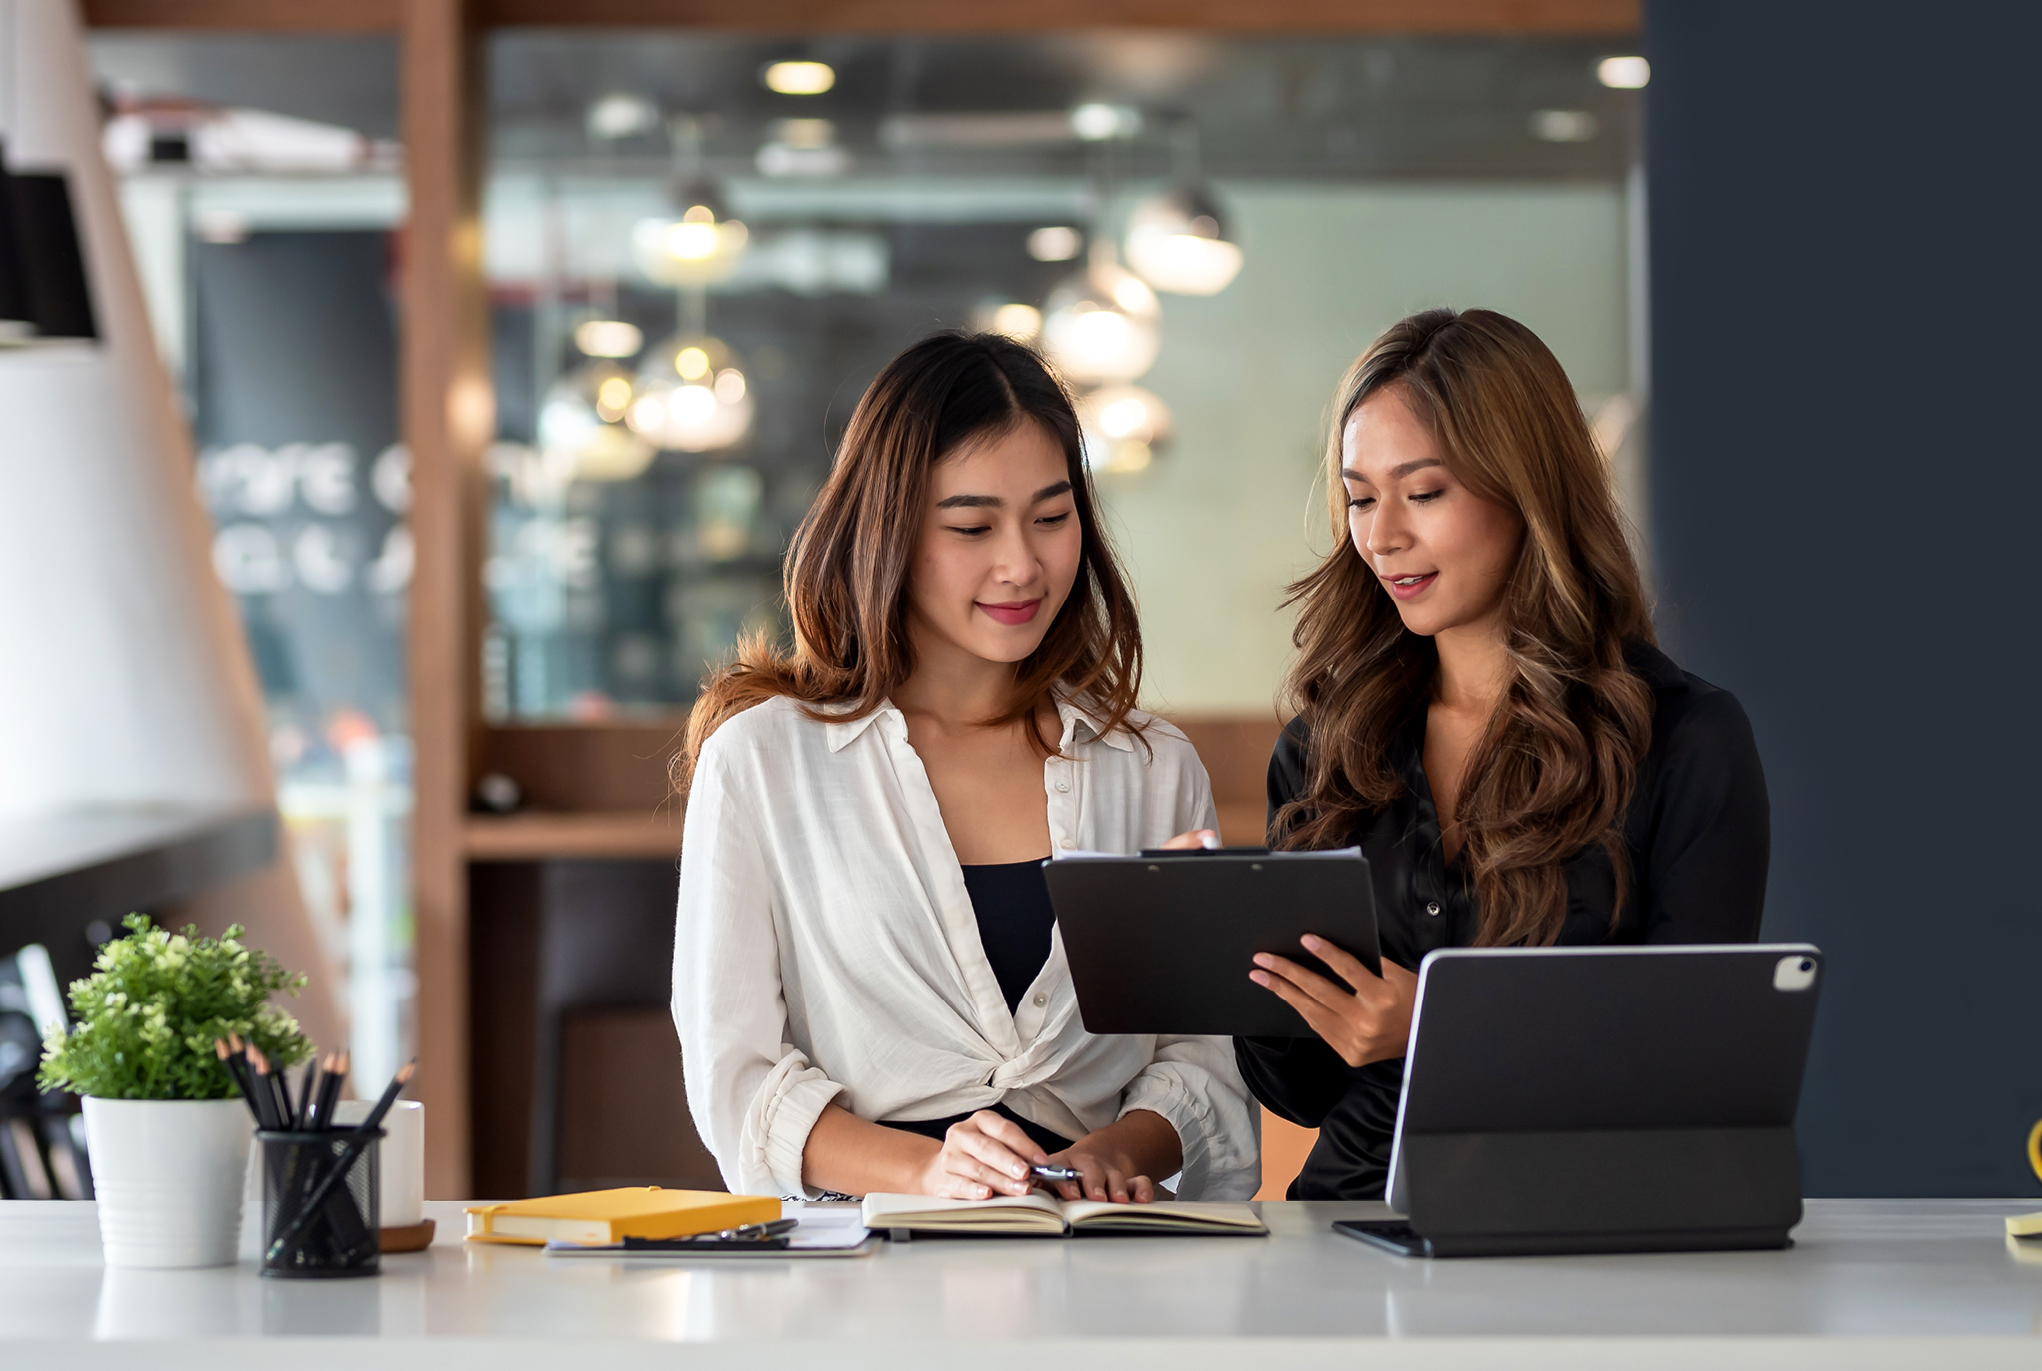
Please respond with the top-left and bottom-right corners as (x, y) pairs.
(1, 0), (2033, 1208)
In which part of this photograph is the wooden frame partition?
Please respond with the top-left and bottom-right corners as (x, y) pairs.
(84, 0), (1635, 28)
(83, 0), (1638, 1197)
(400, 0), (490, 1201)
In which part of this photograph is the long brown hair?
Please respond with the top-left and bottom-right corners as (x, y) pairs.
(675, 331), (1143, 793)
(1275, 308), (1655, 947)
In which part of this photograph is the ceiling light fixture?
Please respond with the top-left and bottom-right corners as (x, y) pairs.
(628, 333), (755, 453)
(1071, 103), (1141, 142)
(1596, 56), (1651, 89)
(572, 318), (644, 359)
(1028, 226), (1083, 263)
(756, 118), (847, 178)
(972, 298), (1043, 343)
(1077, 383), (1172, 475)
(538, 361), (656, 482)
(1040, 257), (1161, 384)
(1124, 183), (1242, 296)
(1529, 109), (1600, 143)
(764, 61), (836, 96)
(586, 93), (661, 142)
(632, 117), (749, 286)
(1124, 120), (1243, 297)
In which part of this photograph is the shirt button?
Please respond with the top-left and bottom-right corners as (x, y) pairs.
(1055, 779), (1070, 792)
(1425, 901), (1441, 917)
(1032, 992), (1048, 1007)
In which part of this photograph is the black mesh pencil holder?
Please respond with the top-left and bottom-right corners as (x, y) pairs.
(258, 1129), (383, 1279)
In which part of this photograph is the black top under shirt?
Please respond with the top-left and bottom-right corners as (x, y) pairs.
(961, 859), (1058, 1014)
(1235, 641), (1772, 1201)
(875, 859), (1072, 1156)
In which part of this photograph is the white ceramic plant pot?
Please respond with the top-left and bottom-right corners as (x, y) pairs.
(81, 1096), (253, 1268)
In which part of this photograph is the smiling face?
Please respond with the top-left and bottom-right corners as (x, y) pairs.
(1341, 386), (1524, 641)
(907, 419), (1084, 668)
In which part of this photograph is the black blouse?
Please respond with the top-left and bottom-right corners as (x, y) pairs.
(1234, 641), (1770, 1200)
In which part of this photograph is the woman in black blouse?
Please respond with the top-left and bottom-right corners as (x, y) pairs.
(1235, 308), (1769, 1200)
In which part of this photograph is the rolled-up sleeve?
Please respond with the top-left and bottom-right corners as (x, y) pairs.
(1120, 1038), (1261, 1200)
(672, 734), (844, 1197)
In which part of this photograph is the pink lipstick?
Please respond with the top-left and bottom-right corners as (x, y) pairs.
(977, 598), (1043, 626)
(1383, 571), (1438, 601)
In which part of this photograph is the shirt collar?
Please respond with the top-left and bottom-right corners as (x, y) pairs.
(821, 700), (893, 753)
(818, 694), (1136, 754)
(1623, 640), (1690, 692)
(1056, 695), (1136, 752)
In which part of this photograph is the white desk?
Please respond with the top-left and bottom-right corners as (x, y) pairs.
(3, 1199), (2039, 1369)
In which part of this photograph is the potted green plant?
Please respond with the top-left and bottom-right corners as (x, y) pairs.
(39, 914), (313, 1268)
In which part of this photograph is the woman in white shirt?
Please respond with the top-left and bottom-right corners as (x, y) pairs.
(672, 331), (1258, 1204)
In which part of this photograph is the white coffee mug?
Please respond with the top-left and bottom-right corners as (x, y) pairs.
(333, 1098), (425, 1228)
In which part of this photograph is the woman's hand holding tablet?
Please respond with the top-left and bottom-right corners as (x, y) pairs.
(1156, 827), (1221, 851)
(1148, 826), (1413, 1062)
(1251, 937), (1418, 1068)
(1046, 839), (1380, 1037)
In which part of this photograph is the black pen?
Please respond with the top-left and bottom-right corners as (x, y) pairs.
(1032, 1164), (1080, 1184)
(694, 1217), (800, 1242)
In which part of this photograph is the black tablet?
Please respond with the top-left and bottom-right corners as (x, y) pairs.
(1042, 848), (1379, 1037)
(1362, 944), (1823, 1257)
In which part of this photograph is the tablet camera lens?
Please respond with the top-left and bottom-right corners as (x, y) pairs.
(1772, 955), (1818, 992)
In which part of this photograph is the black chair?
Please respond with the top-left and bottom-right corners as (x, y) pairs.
(0, 946), (92, 1199)
(527, 859), (692, 1198)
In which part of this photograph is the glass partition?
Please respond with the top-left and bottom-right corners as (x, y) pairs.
(481, 33), (1646, 723)
(89, 34), (414, 1087)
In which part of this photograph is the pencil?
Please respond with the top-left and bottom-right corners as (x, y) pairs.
(239, 1042), (271, 1129)
(355, 1058), (413, 1134)
(248, 1044), (290, 1131)
(316, 1051), (348, 1132)
(215, 1039), (263, 1125)
(298, 1055), (328, 1131)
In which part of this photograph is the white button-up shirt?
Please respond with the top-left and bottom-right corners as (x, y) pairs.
(671, 693), (1260, 1200)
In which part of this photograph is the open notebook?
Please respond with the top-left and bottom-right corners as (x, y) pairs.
(861, 1193), (1267, 1237)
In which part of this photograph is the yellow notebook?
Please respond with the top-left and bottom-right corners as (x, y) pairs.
(465, 1187), (779, 1247)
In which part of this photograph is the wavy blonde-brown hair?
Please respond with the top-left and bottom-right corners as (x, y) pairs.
(674, 331), (1143, 795)
(1275, 308), (1655, 947)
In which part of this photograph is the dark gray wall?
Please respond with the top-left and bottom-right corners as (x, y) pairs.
(1646, 1), (2042, 1195)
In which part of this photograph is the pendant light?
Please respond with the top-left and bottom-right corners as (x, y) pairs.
(572, 96), (650, 364)
(1077, 383), (1172, 475)
(628, 330), (754, 454)
(632, 115), (748, 288)
(537, 359), (655, 482)
(971, 296), (1041, 343)
(1040, 249), (1160, 385)
(1124, 121), (1242, 297)
(1124, 183), (1242, 296)
(571, 317), (642, 359)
